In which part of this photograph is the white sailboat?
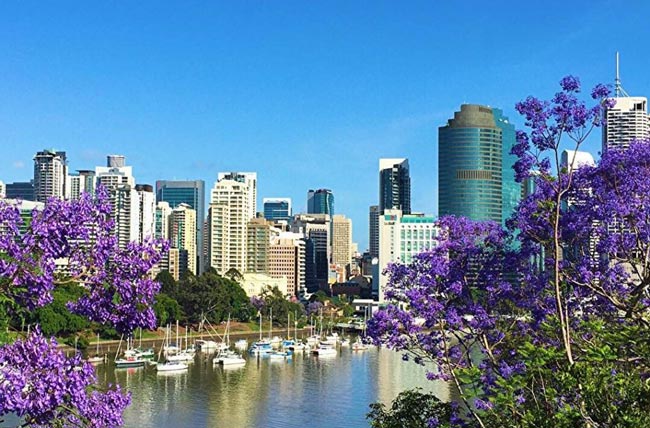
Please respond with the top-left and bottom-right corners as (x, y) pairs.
(86, 333), (105, 364)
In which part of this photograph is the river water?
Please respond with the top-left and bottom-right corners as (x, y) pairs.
(94, 346), (451, 428)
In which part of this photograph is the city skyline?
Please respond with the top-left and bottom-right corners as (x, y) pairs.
(2, 1), (650, 249)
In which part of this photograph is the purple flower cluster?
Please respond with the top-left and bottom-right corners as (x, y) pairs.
(0, 328), (130, 427)
(0, 187), (168, 426)
(368, 76), (650, 425)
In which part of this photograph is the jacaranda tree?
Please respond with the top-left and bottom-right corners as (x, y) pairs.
(0, 187), (168, 427)
(368, 77), (650, 427)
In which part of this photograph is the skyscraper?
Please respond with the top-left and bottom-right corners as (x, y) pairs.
(379, 158), (411, 215)
(246, 217), (273, 274)
(331, 214), (352, 272)
(33, 149), (67, 203)
(135, 184), (156, 244)
(378, 210), (438, 302)
(263, 198), (292, 222)
(207, 174), (256, 275)
(170, 203), (197, 275)
(369, 205), (379, 258)
(603, 55), (650, 152)
(156, 180), (205, 272)
(95, 156), (139, 248)
(603, 97), (649, 152)
(291, 213), (330, 292)
(269, 232), (306, 297)
(307, 189), (334, 215)
(66, 170), (96, 200)
(438, 104), (518, 225)
(217, 172), (257, 218)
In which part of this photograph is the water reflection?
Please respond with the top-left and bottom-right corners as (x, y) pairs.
(95, 347), (450, 428)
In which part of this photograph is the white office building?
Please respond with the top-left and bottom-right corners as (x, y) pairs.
(603, 96), (650, 152)
(377, 210), (438, 302)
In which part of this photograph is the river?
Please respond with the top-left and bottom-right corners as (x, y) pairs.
(94, 346), (451, 428)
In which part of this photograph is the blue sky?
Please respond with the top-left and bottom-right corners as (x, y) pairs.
(1, 1), (649, 249)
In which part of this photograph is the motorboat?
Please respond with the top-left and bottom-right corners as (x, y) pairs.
(156, 361), (188, 373)
(312, 342), (337, 357)
(249, 340), (273, 356)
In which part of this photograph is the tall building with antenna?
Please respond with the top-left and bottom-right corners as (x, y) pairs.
(603, 53), (650, 152)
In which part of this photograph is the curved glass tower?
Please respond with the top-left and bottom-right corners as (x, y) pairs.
(438, 105), (518, 224)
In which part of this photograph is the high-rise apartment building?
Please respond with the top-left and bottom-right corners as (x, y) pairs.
(331, 214), (352, 273)
(269, 232), (306, 297)
(307, 189), (334, 215)
(377, 210), (438, 302)
(438, 105), (519, 225)
(379, 159), (411, 215)
(207, 174), (257, 275)
(217, 172), (257, 218)
(246, 217), (273, 274)
(66, 170), (95, 200)
(135, 184), (155, 244)
(95, 156), (139, 248)
(33, 149), (67, 203)
(156, 180), (205, 272)
(155, 201), (172, 241)
(170, 203), (197, 275)
(263, 198), (292, 222)
(369, 205), (379, 258)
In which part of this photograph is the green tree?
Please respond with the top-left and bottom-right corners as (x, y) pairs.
(154, 293), (182, 327)
(367, 389), (452, 428)
(260, 286), (304, 326)
(155, 270), (177, 295)
(26, 282), (89, 336)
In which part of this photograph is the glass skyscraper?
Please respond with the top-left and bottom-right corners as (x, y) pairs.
(263, 198), (291, 221)
(307, 189), (334, 215)
(379, 158), (411, 215)
(438, 104), (518, 225)
(155, 180), (205, 271)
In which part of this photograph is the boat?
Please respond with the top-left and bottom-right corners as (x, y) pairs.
(196, 339), (219, 351)
(250, 311), (273, 356)
(249, 339), (273, 356)
(290, 341), (308, 352)
(340, 338), (351, 348)
(156, 361), (188, 373)
(86, 333), (106, 364)
(269, 350), (291, 360)
(115, 355), (146, 368)
(312, 342), (337, 356)
(214, 349), (247, 366)
(168, 326), (196, 362)
(281, 339), (296, 350)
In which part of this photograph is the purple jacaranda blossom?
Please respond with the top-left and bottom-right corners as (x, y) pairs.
(0, 187), (167, 426)
(0, 329), (130, 427)
(368, 76), (650, 426)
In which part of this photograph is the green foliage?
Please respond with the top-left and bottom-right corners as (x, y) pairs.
(367, 388), (453, 428)
(25, 282), (89, 337)
(172, 270), (254, 324)
(154, 293), (182, 327)
(260, 286), (304, 327)
(155, 270), (177, 295)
